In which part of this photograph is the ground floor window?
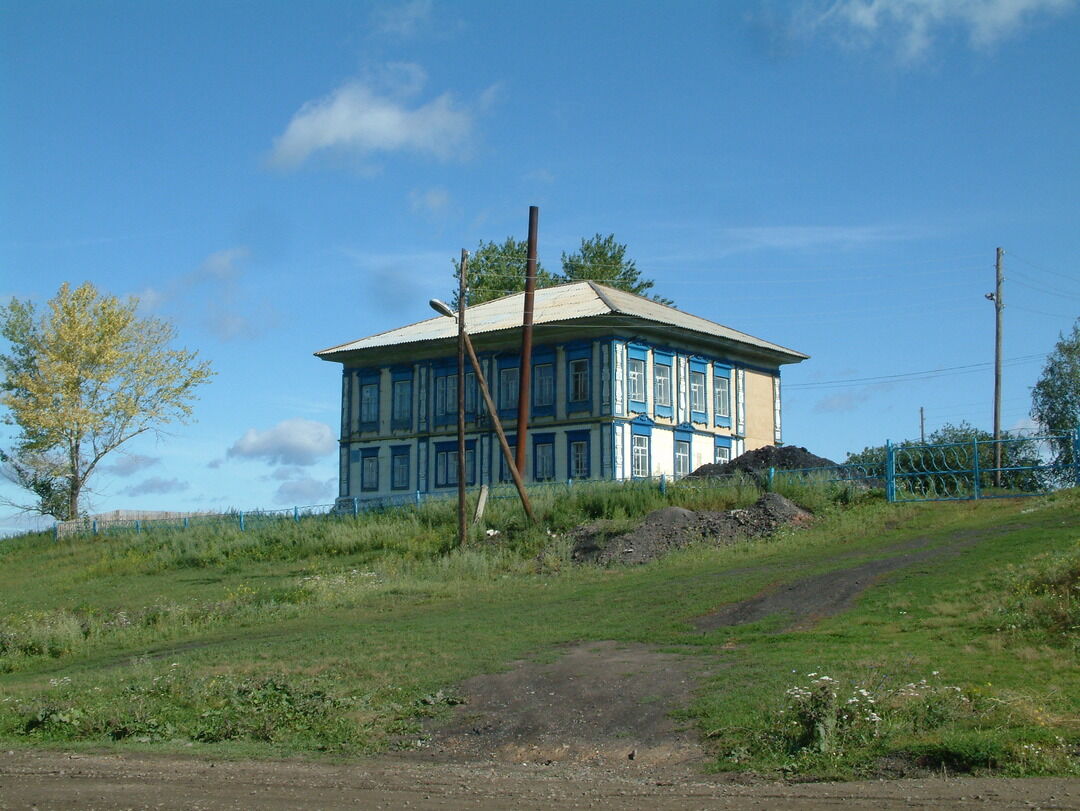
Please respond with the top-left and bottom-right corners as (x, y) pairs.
(675, 440), (691, 477)
(632, 434), (650, 478)
(361, 451), (379, 491)
(391, 448), (410, 490)
(534, 438), (555, 481)
(715, 445), (731, 465)
(570, 440), (588, 479)
(435, 446), (475, 487)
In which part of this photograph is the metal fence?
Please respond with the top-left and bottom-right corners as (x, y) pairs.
(51, 431), (1078, 538)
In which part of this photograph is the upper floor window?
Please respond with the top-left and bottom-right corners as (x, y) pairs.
(534, 363), (554, 408)
(654, 364), (672, 409)
(628, 358), (646, 403)
(360, 383), (379, 426)
(435, 374), (458, 417)
(465, 372), (477, 414)
(500, 367), (519, 410)
(690, 371), (706, 414)
(569, 358), (590, 403)
(392, 380), (412, 425)
(714, 375), (731, 419)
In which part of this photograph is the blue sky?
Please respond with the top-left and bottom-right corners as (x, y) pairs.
(2, 0), (1078, 532)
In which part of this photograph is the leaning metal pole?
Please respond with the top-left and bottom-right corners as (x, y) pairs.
(462, 332), (535, 523)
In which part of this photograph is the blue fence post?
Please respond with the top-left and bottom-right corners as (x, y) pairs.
(1073, 428), (1080, 487)
(92, 519), (98, 536)
(239, 511), (245, 531)
(659, 474), (667, 495)
(972, 437), (981, 500)
(53, 524), (59, 542)
(415, 490), (421, 506)
(352, 497), (359, 517)
(767, 467), (775, 490)
(183, 517), (189, 530)
(135, 520), (141, 534)
(885, 440), (895, 503)
(294, 506), (300, 523)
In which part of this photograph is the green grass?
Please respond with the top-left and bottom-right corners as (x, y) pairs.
(0, 480), (1076, 777)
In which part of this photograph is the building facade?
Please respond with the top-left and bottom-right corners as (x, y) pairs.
(316, 282), (807, 507)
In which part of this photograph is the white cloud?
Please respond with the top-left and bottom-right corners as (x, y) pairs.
(199, 247), (249, 280)
(715, 224), (918, 254)
(274, 477), (335, 505)
(268, 78), (473, 170)
(814, 0), (1075, 60)
(409, 186), (451, 216)
(103, 454), (161, 478)
(121, 477), (189, 497)
(227, 418), (337, 466)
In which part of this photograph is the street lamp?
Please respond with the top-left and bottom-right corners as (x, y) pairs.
(428, 297), (535, 525)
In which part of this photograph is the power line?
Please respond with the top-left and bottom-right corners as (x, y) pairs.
(1005, 250), (1079, 283)
(786, 353), (1045, 390)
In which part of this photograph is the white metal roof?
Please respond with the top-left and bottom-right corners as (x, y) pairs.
(315, 281), (808, 362)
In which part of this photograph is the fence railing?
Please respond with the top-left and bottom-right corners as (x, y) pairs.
(51, 431), (1079, 539)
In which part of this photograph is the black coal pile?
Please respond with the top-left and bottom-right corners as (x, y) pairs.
(688, 445), (837, 479)
(570, 493), (812, 566)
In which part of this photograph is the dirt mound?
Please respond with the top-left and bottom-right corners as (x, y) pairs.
(571, 493), (811, 566)
(689, 445), (837, 478)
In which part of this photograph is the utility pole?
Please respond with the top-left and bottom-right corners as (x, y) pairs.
(515, 205), (539, 476)
(920, 406), (925, 444)
(993, 247), (1004, 488)
(456, 249), (468, 547)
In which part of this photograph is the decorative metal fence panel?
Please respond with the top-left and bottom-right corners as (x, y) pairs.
(886, 431), (1078, 503)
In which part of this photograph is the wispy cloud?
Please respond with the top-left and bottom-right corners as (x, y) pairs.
(268, 66), (475, 171)
(121, 477), (189, 497)
(805, 0), (1075, 61)
(226, 418), (337, 467)
(102, 454), (161, 478)
(713, 224), (921, 255)
(371, 0), (433, 37)
(339, 247), (452, 314)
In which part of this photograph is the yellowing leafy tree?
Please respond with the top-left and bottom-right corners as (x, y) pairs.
(0, 282), (213, 520)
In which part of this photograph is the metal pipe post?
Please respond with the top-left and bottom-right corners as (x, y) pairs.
(515, 205), (538, 475)
(457, 249), (468, 547)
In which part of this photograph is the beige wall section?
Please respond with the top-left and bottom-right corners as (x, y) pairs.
(743, 369), (777, 452)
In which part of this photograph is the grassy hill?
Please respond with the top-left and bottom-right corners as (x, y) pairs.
(0, 478), (1076, 778)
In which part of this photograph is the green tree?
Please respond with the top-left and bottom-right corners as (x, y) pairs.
(559, 233), (673, 305)
(453, 233), (671, 307)
(1031, 319), (1080, 471)
(0, 282), (214, 521)
(452, 238), (556, 308)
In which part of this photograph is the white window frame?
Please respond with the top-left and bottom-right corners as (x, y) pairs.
(654, 364), (672, 408)
(391, 451), (409, 489)
(714, 445), (731, 465)
(714, 374), (731, 419)
(690, 371), (706, 414)
(361, 454), (379, 491)
(569, 358), (590, 402)
(628, 358), (646, 403)
(675, 440), (691, 477)
(535, 441), (555, 481)
(360, 383), (379, 424)
(570, 440), (588, 479)
(534, 363), (554, 407)
(632, 434), (649, 478)
(500, 368), (519, 410)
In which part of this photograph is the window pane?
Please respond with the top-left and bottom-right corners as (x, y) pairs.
(534, 364), (554, 407)
(690, 372), (706, 413)
(571, 440), (588, 478)
(465, 372), (476, 413)
(536, 442), (554, 480)
(654, 364), (671, 407)
(570, 359), (589, 402)
(392, 380), (411, 422)
(361, 384), (378, 423)
(715, 446), (730, 465)
(632, 435), (649, 477)
(715, 375), (730, 418)
(392, 453), (409, 488)
(628, 359), (645, 402)
(500, 368), (519, 409)
(675, 440), (690, 477)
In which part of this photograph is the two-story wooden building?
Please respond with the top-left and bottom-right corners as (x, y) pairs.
(316, 281), (807, 507)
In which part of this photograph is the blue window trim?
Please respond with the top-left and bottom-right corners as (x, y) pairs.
(360, 447), (379, 491)
(626, 349), (647, 413)
(565, 343), (592, 414)
(390, 376), (412, 431)
(433, 439), (477, 487)
(341, 368), (354, 438)
(714, 435), (733, 449)
(627, 342), (649, 361)
(431, 360), (458, 428)
(566, 429), (591, 480)
(653, 352), (674, 419)
(689, 356), (708, 424)
(340, 446), (350, 497)
(630, 415), (654, 436)
(673, 430), (692, 477)
(358, 369), (380, 432)
(630, 427), (651, 478)
(390, 445), (410, 491)
(496, 356), (520, 419)
(532, 432), (556, 482)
